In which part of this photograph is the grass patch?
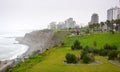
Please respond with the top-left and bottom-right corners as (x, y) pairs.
(10, 47), (120, 72)
(63, 32), (120, 50)
(10, 32), (120, 72)
(9, 55), (44, 72)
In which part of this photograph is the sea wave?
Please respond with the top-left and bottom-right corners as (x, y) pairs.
(0, 31), (30, 61)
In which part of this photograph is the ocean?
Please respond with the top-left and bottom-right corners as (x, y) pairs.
(0, 30), (32, 61)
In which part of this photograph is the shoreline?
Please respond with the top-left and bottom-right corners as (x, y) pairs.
(15, 37), (30, 57)
(0, 37), (29, 72)
(0, 29), (55, 72)
(15, 29), (55, 59)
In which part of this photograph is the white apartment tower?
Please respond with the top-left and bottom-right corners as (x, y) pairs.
(65, 18), (75, 29)
(107, 6), (120, 20)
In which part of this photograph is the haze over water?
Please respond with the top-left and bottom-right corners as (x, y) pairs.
(0, 30), (32, 61)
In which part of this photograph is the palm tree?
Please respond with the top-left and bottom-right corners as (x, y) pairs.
(100, 22), (105, 31)
(96, 23), (100, 31)
(105, 20), (111, 31)
(93, 23), (97, 31)
(114, 19), (120, 31)
(91, 23), (100, 31)
(100, 22), (105, 27)
(89, 24), (94, 30)
(111, 19), (115, 30)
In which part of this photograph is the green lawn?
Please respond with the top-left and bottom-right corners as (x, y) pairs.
(10, 32), (120, 72)
(63, 32), (120, 50)
(10, 47), (120, 72)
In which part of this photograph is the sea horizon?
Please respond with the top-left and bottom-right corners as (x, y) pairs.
(0, 30), (32, 61)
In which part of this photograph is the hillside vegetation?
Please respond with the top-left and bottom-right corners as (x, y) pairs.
(63, 32), (120, 50)
(10, 32), (120, 72)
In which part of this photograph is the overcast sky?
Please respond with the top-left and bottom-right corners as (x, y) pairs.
(0, 0), (119, 32)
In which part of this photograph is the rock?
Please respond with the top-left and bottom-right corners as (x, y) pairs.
(16, 29), (55, 56)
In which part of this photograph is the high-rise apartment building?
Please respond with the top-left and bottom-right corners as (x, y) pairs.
(90, 13), (99, 24)
(107, 6), (120, 20)
(65, 18), (75, 29)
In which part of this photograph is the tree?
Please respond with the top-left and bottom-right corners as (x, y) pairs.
(100, 22), (105, 27)
(108, 50), (118, 60)
(105, 20), (111, 31)
(96, 23), (100, 31)
(80, 50), (88, 59)
(89, 24), (94, 30)
(65, 53), (77, 63)
(104, 44), (117, 51)
(111, 19), (115, 30)
(99, 49), (108, 56)
(94, 49), (100, 55)
(100, 22), (105, 31)
(71, 40), (82, 50)
(81, 50), (95, 64)
(90, 23), (100, 31)
(82, 54), (90, 64)
(93, 23), (97, 31)
(114, 19), (120, 24)
(83, 46), (94, 53)
(114, 19), (120, 31)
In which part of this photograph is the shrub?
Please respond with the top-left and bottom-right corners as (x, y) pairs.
(71, 40), (82, 50)
(93, 49), (108, 56)
(65, 53), (77, 63)
(81, 50), (95, 64)
(108, 50), (118, 60)
(99, 49), (108, 56)
(111, 45), (117, 50)
(82, 53), (95, 64)
(71, 45), (74, 50)
(61, 42), (65, 46)
(110, 30), (115, 34)
(83, 46), (94, 53)
(93, 44), (118, 56)
(88, 53), (95, 62)
(93, 41), (97, 47)
(117, 53), (120, 62)
(80, 50), (88, 59)
(104, 44), (111, 50)
(94, 49), (100, 55)
(82, 54), (89, 63)
(104, 44), (117, 51)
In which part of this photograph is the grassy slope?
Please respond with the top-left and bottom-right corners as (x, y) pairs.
(10, 47), (120, 72)
(10, 32), (120, 72)
(52, 30), (71, 46)
(64, 32), (120, 50)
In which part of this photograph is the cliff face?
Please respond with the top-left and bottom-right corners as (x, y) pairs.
(17, 29), (71, 57)
(18, 29), (55, 56)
